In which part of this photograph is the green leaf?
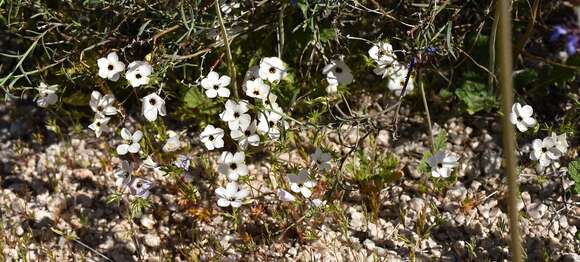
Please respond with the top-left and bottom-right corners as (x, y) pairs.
(319, 28), (336, 43)
(455, 80), (497, 114)
(183, 87), (211, 109)
(433, 131), (448, 151)
(62, 91), (90, 106)
(568, 160), (580, 193)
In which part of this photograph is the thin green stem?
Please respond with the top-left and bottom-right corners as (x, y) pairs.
(418, 72), (434, 152)
(214, 0), (238, 98)
(497, 0), (522, 261)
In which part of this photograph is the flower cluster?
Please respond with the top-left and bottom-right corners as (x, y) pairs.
(530, 133), (568, 168)
(208, 56), (290, 208)
(368, 42), (414, 96)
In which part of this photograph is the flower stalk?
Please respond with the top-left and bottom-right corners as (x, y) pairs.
(214, 0), (238, 99)
(497, 0), (522, 261)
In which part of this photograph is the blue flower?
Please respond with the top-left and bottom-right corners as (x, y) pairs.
(425, 47), (437, 55)
(549, 25), (568, 42)
(566, 34), (578, 55)
(291, 0), (297, 7)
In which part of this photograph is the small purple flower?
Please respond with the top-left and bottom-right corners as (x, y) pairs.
(291, 0), (297, 7)
(549, 25), (568, 43)
(174, 154), (191, 171)
(129, 178), (154, 198)
(426, 47), (437, 55)
(566, 34), (579, 55)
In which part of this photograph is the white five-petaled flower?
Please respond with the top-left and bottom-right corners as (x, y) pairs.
(215, 182), (249, 208)
(510, 103), (537, 132)
(36, 82), (58, 108)
(116, 128), (142, 155)
(257, 110), (284, 140)
(368, 42), (396, 64)
(220, 0), (240, 14)
(90, 91), (118, 117)
(97, 52), (125, 81)
(174, 155), (191, 171)
(427, 151), (459, 178)
(142, 156), (167, 176)
(218, 151), (249, 181)
(220, 100), (252, 131)
(88, 116), (111, 138)
(530, 137), (562, 167)
(245, 78), (270, 100)
(373, 60), (396, 79)
(231, 120), (260, 149)
(550, 132), (568, 155)
(387, 67), (414, 96)
(258, 57), (287, 83)
(200, 125), (225, 150)
(311, 148), (332, 171)
(288, 169), (316, 198)
(141, 93), (166, 122)
(114, 160), (132, 187)
(201, 71), (231, 98)
(126, 61), (153, 87)
(129, 178), (153, 198)
(323, 59), (354, 87)
(276, 189), (296, 202)
(243, 66), (260, 92)
(163, 133), (181, 152)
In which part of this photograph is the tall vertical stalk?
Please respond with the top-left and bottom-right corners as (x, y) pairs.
(497, 0), (522, 261)
(418, 70), (434, 152)
(214, 0), (238, 98)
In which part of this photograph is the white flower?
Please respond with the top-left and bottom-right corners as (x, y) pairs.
(36, 82), (58, 108)
(163, 133), (181, 152)
(97, 52), (125, 81)
(309, 198), (327, 208)
(550, 132), (568, 155)
(142, 156), (166, 176)
(219, 100), (251, 130)
(276, 189), (296, 202)
(427, 151), (459, 178)
(114, 160), (132, 187)
(262, 92), (282, 112)
(288, 169), (316, 198)
(126, 61), (153, 87)
(373, 60), (403, 79)
(116, 128), (142, 155)
(323, 60), (353, 86)
(88, 116), (111, 138)
(243, 66), (260, 92)
(174, 155), (191, 171)
(220, 0), (240, 14)
(368, 42), (396, 63)
(530, 137), (561, 167)
(311, 148), (332, 171)
(141, 93), (166, 122)
(201, 71), (231, 98)
(129, 178), (153, 198)
(231, 120), (260, 149)
(200, 125), (225, 150)
(510, 103), (537, 132)
(245, 78), (270, 100)
(218, 151), (248, 181)
(215, 182), (249, 208)
(90, 91), (117, 117)
(326, 82), (339, 94)
(257, 110), (283, 140)
(388, 68), (414, 96)
(258, 57), (287, 83)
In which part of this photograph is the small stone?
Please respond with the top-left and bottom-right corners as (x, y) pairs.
(140, 214), (156, 229)
(144, 233), (161, 247)
(409, 197), (425, 212)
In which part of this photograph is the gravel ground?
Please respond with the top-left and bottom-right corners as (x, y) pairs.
(0, 100), (578, 261)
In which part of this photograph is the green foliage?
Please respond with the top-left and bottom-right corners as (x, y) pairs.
(568, 160), (580, 194)
(455, 80), (497, 115)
